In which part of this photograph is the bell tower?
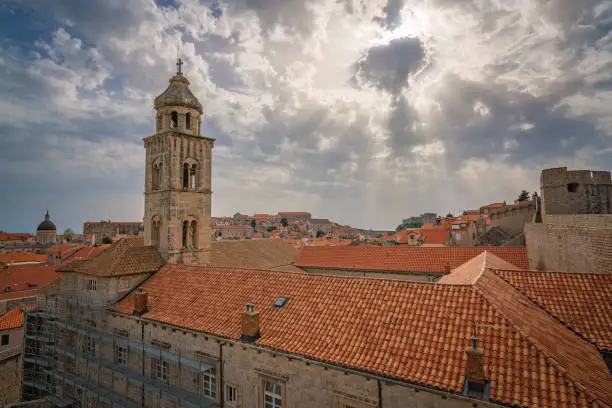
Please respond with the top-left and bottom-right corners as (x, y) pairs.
(143, 59), (214, 265)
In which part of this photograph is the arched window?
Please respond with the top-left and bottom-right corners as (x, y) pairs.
(190, 164), (197, 189)
(171, 111), (178, 128)
(152, 218), (160, 247)
(152, 163), (161, 190)
(191, 221), (197, 249)
(186, 113), (191, 129)
(183, 164), (189, 189)
(182, 221), (189, 248)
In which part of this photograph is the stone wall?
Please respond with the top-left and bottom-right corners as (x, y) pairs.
(0, 354), (22, 407)
(540, 167), (612, 216)
(525, 220), (612, 273)
(488, 200), (536, 236)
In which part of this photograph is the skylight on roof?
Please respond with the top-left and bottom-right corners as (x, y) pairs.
(272, 297), (289, 308)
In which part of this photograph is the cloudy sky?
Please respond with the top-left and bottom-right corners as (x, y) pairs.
(0, 0), (611, 233)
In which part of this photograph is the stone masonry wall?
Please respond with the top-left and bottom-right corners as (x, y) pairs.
(0, 354), (22, 407)
(525, 221), (612, 273)
(488, 201), (535, 236)
(540, 167), (612, 217)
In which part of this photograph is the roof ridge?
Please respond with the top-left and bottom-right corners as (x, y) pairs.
(492, 269), (607, 350)
(497, 268), (612, 276)
(474, 269), (612, 405)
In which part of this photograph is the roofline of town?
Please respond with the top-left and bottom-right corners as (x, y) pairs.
(110, 310), (499, 407)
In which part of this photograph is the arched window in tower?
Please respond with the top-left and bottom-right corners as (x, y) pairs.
(182, 221), (189, 248)
(152, 162), (161, 190)
(171, 111), (178, 128)
(183, 163), (189, 189)
(186, 112), (191, 129)
(190, 164), (197, 189)
(152, 218), (160, 247)
(191, 221), (197, 249)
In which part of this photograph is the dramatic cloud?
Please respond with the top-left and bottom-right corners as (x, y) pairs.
(0, 0), (611, 233)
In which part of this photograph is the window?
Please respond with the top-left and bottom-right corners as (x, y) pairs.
(154, 358), (169, 383)
(116, 345), (128, 366)
(183, 163), (189, 188)
(183, 221), (189, 248)
(84, 336), (96, 357)
(203, 367), (216, 399)
(226, 385), (237, 405)
(190, 164), (197, 188)
(119, 278), (130, 290)
(455, 233), (462, 240)
(171, 111), (178, 128)
(186, 112), (191, 129)
(263, 380), (282, 408)
(567, 182), (579, 193)
(87, 279), (97, 291)
(191, 221), (198, 249)
(152, 162), (161, 190)
(1, 334), (9, 345)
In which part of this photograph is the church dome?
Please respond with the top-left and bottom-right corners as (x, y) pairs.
(37, 211), (56, 231)
(154, 69), (202, 113)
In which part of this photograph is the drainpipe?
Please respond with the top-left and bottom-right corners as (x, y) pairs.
(219, 341), (225, 408)
(377, 379), (382, 408)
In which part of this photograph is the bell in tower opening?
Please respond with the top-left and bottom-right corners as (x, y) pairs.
(143, 59), (215, 266)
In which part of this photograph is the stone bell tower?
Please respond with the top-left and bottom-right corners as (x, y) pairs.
(143, 59), (214, 265)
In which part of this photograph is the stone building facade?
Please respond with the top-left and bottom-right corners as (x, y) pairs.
(143, 60), (214, 266)
(540, 167), (612, 217)
(487, 198), (536, 237)
(211, 225), (254, 240)
(83, 221), (142, 242)
(0, 308), (25, 407)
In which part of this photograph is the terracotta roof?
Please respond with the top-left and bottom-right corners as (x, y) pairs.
(57, 237), (163, 277)
(83, 221), (142, 225)
(48, 245), (82, 256)
(295, 246), (528, 274)
(474, 269), (611, 406)
(209, 239), (297, 270)
(115, 265), (612, 407)
(481, 202), (506, 209)
(69, 245), (110, 261)
(211, 225), (253, 230)
(0, 253), (48, 264)
(419, 229), (448, 245)
(0, 264), (59, 294)
(439, 251), (523, 285)
(495, 269), (612, 351)
(0, 307), (24, 331)
(0, 233), (34, 241)
(0, 289), (39, 302)
(278, 212), (311, 216)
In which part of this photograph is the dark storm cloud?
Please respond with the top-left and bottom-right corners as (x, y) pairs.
(353, 37), (425, 94)
(373, 0), (404, 30)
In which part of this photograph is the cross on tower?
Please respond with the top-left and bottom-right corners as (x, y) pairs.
(176, 58), (183, 74)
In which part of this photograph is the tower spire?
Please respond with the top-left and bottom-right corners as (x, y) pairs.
(176, 58), (183, 75)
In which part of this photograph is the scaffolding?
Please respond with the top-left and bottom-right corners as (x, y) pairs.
(22, 295), (218, 408)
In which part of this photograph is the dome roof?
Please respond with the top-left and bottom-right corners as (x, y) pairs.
(37, 211), (56, 231)
(154, 73), (202, 113)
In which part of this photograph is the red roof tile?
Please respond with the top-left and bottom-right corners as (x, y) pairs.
(0, 307), (24, 331)
(495, 269), (612, 351)
(69, 245), (110, 261)
(439, 251), (522, 284)
(278, 212), (311, 216)
(419, 229), (448, 245)
(0, 253), (48, 264)
(0, 264), (59, 295)
(0, 233), (34, 241)
(57, 237), (163, 277)
(295, 246), (528, 273)
(115, 266), (612, 407)
(481, 202), (506, 209)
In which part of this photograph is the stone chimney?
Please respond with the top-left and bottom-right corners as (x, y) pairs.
(240, 303), (260, 343)
(133, 287), (148, 316)
(444, 263), (451, 274)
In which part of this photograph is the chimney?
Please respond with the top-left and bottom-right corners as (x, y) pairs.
(133, 287), (148, 316)
(444, 263), (451, 274)
(240, 303), (260, 343)
(463, 335), (489, 399)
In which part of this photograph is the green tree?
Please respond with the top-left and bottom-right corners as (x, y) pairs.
(281, 217), (288, 227)
(316, 230), (324, 238)
(102, 236), (113, 244)
(63, 228), (74, 242)
(517, 190), (530, 202)
(250, 219), (256, 228)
